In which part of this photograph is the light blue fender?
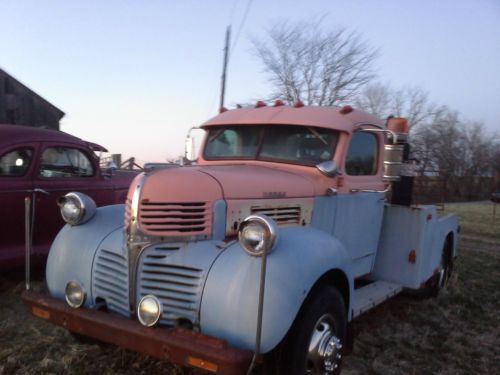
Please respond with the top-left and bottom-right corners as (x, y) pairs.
(46, 204), (125, 306)
(200, 226), (352, 353)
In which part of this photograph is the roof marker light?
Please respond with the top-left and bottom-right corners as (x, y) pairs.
(387, 117), (409, 134)
(274, 99), (284, 107)
(339, 105), (353, 114)
(293, 100), (304, 108)
(255, 101), (267, 108)
(219, 107), (228, 113)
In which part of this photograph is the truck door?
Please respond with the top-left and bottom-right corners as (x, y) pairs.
(334, 130), (385, 277)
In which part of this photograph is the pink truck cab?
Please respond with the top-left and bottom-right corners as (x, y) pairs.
(23, 103), (458, 374)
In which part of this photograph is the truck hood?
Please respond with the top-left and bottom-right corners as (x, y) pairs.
(141, 164), (314, 202)
(198, 164), (315, 199)
(135, 164), (315, 238)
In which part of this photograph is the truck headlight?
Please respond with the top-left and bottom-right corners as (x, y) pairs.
(57, 192), (96, 226)
(137, 295), (162, 327)
(238, 214), (278, 256)
(65, 280), (86, 308)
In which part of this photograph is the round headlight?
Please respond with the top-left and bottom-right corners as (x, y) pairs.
(238, 214), (278, 256)
(65, 280), (86, 308)
(137, 295), (162, 327)
(57, 192), (96, 226)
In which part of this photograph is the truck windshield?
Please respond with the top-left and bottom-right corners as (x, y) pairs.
(204, 125), (338, 166)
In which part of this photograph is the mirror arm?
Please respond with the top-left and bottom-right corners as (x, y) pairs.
(356, 127), (398, 144)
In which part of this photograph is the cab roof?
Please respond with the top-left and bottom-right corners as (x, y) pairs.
(201, 105), (384, 133)
(0, 124), (107, 152)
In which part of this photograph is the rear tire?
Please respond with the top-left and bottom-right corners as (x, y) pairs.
(421, 236), (453, 298)
(272, 286), (347, 375)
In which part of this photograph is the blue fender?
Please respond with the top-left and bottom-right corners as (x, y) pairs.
(46, 204), (125, 306)
(200, 226), (352, 353)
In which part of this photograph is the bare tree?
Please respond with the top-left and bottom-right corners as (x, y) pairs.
(410, 108), (499, 200)
(353, 82), (392, 119)
(252, 20), (378, 105)
(355, 83), (443, 130)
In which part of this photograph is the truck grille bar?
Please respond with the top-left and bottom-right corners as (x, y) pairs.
(137, 245), (204, 327)
(92, 248), (130, 317)
(251, 205), (301, 225)
(139, 201), (211, 236)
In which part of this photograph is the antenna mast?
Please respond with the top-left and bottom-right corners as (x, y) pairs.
(219, 26), (231, 109)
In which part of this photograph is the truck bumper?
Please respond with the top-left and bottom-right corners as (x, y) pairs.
(22, 290), (253, 374)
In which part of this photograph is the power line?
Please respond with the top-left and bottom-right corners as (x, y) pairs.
(229, 0), (253, 61)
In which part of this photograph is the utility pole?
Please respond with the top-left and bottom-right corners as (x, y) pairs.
(219, 26), (231, 109)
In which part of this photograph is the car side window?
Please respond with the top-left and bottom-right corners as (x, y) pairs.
(345, 132), (378, 176)
(39, 147), (94, 178)
(0, 148), (33, 177)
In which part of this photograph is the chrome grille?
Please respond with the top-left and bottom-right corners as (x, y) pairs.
(139, 201), (210, 236)
(124, 198), (132, 228)
(251, 205), (301, 225)
(92, 248), (129, 316)
(137, 245), (204, 326)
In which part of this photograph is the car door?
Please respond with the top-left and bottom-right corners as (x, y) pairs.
(333, 130), (386, 277)
(0, 143), (38, 267)
(32, 142), (115, 255)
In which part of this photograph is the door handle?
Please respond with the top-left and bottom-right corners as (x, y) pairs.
(33, 188), (50, 195)
(350, 185), (391, 194)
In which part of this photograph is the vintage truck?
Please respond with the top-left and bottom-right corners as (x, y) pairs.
(23, 102), (458, 374)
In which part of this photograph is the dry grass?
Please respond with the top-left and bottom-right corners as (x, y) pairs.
(342, 238), (500, 375)
(443, 201), (500, 239)
(1, 203), (499, 374)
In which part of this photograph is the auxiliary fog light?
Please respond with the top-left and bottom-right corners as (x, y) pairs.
(238, 214), (278, 257)
(65, 280), (86, 308)
(137, 295), (162, 327)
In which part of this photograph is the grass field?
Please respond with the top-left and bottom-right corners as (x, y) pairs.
(443, 201), (500, 239)
(1, 203), (499, 374)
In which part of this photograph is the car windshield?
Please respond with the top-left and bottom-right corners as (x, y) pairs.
(204, 125), (338, 166)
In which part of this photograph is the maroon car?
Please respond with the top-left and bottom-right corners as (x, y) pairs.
(0, 124), (138, 268)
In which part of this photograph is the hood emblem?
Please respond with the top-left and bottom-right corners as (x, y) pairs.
(263, 191), (286, 198)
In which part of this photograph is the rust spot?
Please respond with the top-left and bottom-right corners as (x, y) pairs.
(408, 249), (417, 264)
(32, 306), (50, 319)
(187, 356), (218, 373)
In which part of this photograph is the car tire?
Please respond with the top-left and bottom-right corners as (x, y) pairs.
(270, 286), (347, 375)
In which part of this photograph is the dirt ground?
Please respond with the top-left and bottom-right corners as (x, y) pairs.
(1, 235), (498, 375)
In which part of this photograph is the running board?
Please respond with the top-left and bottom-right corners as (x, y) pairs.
(351, 280), (403, 319)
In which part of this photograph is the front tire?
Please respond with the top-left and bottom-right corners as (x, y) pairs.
(276, 286), (347, 375)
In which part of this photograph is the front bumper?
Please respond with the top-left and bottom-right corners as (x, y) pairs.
(22, 290), (253, 374)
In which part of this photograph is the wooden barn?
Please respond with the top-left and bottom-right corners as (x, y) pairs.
(0, 68), (64, 130)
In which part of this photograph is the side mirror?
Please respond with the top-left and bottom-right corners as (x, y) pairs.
(184, 127), (205, 162)
(316, 160), (342, 177)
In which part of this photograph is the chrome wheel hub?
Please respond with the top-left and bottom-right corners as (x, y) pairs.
(306, 314), (342, 374)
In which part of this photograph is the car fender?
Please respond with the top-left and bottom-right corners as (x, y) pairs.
(46, 204), (125, 306)
(200, 226), (351, 353)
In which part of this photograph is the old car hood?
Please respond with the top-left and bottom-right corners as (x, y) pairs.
(197, 164), (315, 199)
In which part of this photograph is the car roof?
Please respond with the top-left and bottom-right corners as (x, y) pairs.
(0, 124), (107, 151)
(200, 105), (384, 133)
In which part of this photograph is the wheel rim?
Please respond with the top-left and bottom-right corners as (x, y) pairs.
(305, 313), (342, 374)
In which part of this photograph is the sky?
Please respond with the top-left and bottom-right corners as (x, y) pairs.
(1, 0), (499, 164)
